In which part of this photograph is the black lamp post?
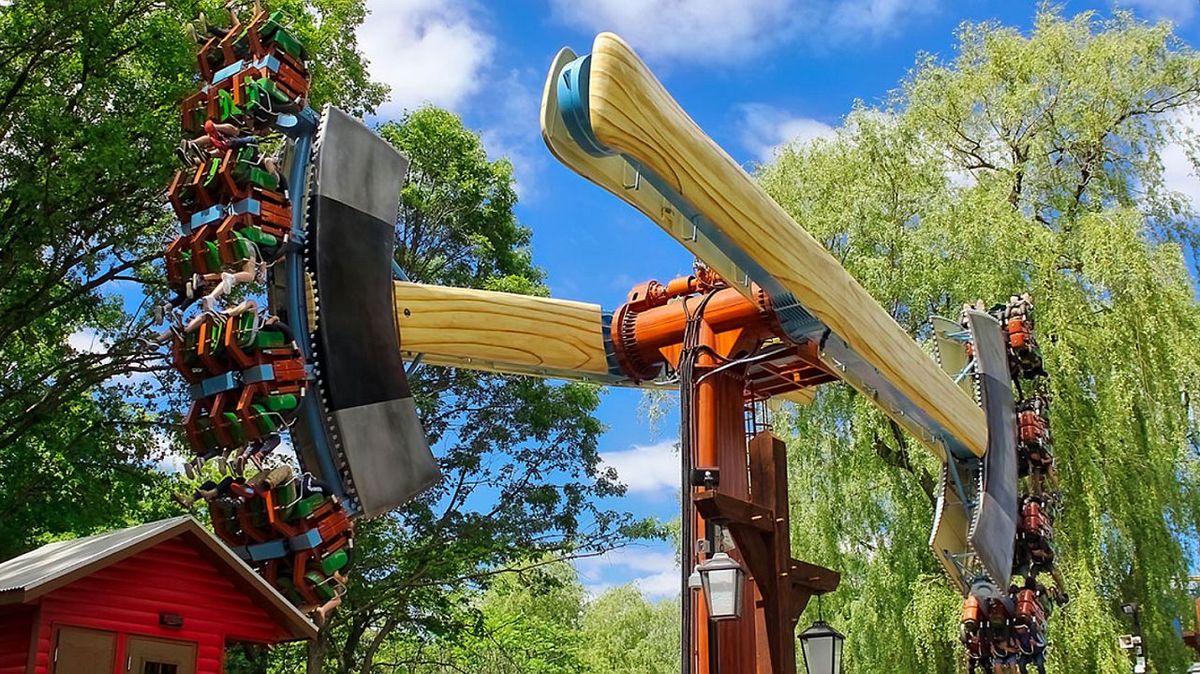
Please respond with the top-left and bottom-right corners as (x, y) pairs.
(798, 595), (844, 674)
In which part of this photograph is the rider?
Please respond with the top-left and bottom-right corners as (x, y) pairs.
(179, 120), (287, 198)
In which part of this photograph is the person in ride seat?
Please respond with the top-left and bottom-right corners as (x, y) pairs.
(1003, 294), (1047, 379)
(183, 251), (268, 327)
(179, 120), (287, 198)
(983, 596), (1020, 673)
(963, 631), (991, 674)
(1018, 496), (1055, 568)
(1026, 551), (1069, 607)
(1016, 395), (1056, 491)
(297, 472), (332, 499)
(1014, 575), (1064, 673)
(237, 434), (283, 471)
(960, 594), (991, 673)
(1011, 581), (1046, 655)
(185, 11), (228, 45)
(144, 304), (187, 346)
(185, 1), (261, 46)
(1015, 494), (1071, 607)
(1020, 494), (1053, 540)
(311, 576), (346, 625)
(174, 469), (256, 509)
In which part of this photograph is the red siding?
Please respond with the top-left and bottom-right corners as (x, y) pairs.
(30, 536), (291, 674)
(0, 604), (33, 674)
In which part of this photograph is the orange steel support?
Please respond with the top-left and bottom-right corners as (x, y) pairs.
(610, 272), (840, 674)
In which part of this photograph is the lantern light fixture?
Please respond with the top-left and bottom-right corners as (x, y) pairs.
(697, 551), (744, 621)
(798, 594), (845, 674)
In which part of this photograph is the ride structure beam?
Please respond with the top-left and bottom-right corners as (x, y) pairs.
(587, 273), (836, 673)
(694, 347), (758, 674)
(393, 271), (834, 671)
(542, 33), (988, 462)
(392, 281), (613, 380)
(293, 106), (438, 518)
(390, 280), (819, 405)
(540, 48), (756, 304)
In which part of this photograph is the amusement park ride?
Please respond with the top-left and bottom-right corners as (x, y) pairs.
(156, 7), (1069, 673)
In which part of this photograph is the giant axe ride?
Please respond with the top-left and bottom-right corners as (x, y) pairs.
(167, 15), (1026, 671)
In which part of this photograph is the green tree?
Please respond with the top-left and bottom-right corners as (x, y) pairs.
(355, 556), (585, 671)
(0, 0), (383, 557)
(0, 0), (194, 558)
(759, 9), (1200, 673)
(445, 561), (588, 674)
(346, 565), (680, 674)
(580, 585), (680, 673)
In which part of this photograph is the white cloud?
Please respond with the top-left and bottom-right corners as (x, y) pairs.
(576, 547), (681, 599)
(549, 0), (939, 65)
(632, 569), (680, 599)
(829, 0), (939, 39)
(359, 0), (495, 116)
(599, 438), (679, 494)
(154, 433), (189, 475)
(1160, 107), (1200, 206)
(550, 0), (807, 65)
(738, 103), (835, 162)
(1117, 0), (1197, 25)
(477, 69), (546, 199)
(155, 452), (189, 475)
(67, 329), (108, 354)
(357, 4), (542, 197)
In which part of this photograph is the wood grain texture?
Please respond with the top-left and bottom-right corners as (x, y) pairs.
(392, 282), (818, 406)
(584, 32), (986, 458)
(392, 281), (610, 376)
(539, 48), (756, 301)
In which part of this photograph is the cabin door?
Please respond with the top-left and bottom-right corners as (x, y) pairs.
(53, 626), (116, 674)
(124, 635), (197, 674)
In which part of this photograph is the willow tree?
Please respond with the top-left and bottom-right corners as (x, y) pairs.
(761, 10), (1200, 673)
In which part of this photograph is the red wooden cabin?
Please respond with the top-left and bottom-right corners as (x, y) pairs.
(0, 516), (315, 674)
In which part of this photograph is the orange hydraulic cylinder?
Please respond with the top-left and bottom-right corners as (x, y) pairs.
(621, 286), (775, 373)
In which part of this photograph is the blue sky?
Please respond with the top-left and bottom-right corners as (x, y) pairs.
(352, 0), (1200, 598)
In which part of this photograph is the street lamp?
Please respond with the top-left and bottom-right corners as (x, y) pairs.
(697, 551), (744, 620)
(1121, 602), (1147, 673)
(799, 596), (845, 674)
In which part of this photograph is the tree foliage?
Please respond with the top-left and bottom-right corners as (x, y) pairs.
(326, 559), (680, 674)
(433, 561), (588, 674)
(761, 10), (1200, 673)
(579, 585), (680, 673)
(0, 0), (193, 557)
